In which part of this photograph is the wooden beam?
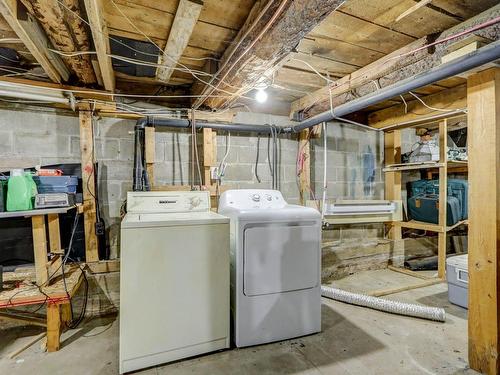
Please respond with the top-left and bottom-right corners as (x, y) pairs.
(291, 4), (500, 118)
(19, 0), (97, 84)
(46, 303), (61, 352)
(395, 0), (433, 22)
(384, 130), (402, 241)
(156, 0), (203, 83)
(368, 85), (466, 129)
(196, 0), (346, 110)
(298, 129), (310, 205)
(437, 120), (447, 279)
(0, 0), (69, 83)
(79, 110), (99, 263)
(31, 215), (49, 286)
(467, 68), (500, 374)
(202, 127), (216, 186)
(83, 0), (115, 91)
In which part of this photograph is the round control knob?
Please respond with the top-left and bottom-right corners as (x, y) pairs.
(265, 194), (272, 201)
(251, 194), (260, 202)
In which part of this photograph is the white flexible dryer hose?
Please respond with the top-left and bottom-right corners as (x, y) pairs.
(321, 285), (446, 322)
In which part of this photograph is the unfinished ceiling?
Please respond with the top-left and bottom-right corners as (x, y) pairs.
(0, 0), (498, 116)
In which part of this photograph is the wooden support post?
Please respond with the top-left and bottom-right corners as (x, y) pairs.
(47, 213), (62, 280)
(46, 303), (61, 352)
(145, 126), (155, 186)
(31, 215), (49, 286)
(202, 128), (216, 186)
(79, 110), (99, 262)
(298, 130), (311, 206)
(467, 68), (500, 374)
(384, 130), (402, 240)
(47, 214), (61, 253)
(437, 120), (448, 279)
(60, 303), (72, 327)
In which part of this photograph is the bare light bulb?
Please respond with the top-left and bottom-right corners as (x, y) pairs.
(255, 89), (268, 103)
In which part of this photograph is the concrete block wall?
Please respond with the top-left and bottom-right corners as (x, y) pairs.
(311, 122), (386, 243)
(0, 107), (302, 258)
(311, 122), (385, 201)
(0, 107), (387, 264)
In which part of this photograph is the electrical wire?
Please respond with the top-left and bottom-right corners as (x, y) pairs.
(321, 121), (328, 220)
(193, 0), (278, 109)
(48, 48), (219, 62)
(255, 135), (261, 183)
(289, 58), (337, 84)
(53, 0), (252, 100)
(301, 15), (500, 113)
(217, 131), (231, 181)
(408, 91), (466, 113)
(107, 0), (252, 98)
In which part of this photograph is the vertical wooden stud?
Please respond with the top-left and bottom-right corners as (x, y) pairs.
(437, 120), (448, 279)
(46, 303), (61, 352)
(203, 128), (216, 186)
(467, 68), (500, 374)
(79, 110), (99, 263)
(298, 129), (311, 206)
(384, 130), (402, 240)
(47, 213), (61, 253)
(60, 303), (72, 327)
(31, 215), (49, 286)
(145, 126), (155, 186)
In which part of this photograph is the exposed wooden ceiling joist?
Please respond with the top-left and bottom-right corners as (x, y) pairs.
(0, 0), (69, 83)
(291, 4), (500, 118)
(194, 0), (347, 110)
(156, 0), (203, 83)
(19, 0), (97, 84)
(83, 0), (115, 91)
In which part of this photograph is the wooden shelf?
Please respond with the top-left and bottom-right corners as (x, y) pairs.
(393, 219), (468, 233)
(383, 162), (444, 172)
(0, 205), (79, 219)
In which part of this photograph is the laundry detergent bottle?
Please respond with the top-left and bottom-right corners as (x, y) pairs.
(6, 169), (36, 211)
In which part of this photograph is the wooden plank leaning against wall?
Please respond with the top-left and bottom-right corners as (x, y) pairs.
(467, 67), (500, 375)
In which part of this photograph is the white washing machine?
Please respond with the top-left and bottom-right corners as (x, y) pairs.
(218, 189), (321, 347)
(120, 191), (230, 374)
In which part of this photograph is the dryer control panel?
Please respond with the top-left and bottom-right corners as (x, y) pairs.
(219, 189), (287, 210)
(126, 191), (210, 213)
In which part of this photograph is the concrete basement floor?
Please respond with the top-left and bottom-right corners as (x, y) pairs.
(0, 269), (474, 375)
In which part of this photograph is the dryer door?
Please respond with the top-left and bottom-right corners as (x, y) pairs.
(243, 223), (320, 296)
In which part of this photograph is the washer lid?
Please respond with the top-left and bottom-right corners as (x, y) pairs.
(121, 211), (229, 228)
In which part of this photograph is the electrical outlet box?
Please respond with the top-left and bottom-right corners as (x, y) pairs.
(210, 167), (219, 180)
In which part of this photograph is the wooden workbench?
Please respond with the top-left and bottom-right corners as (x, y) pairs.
(0, 205), (81, 285)
(0, 265), (84, 352)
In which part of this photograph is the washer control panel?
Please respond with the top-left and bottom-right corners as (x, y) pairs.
(219, 189), (287, 210)
(127, 191), (210, 213)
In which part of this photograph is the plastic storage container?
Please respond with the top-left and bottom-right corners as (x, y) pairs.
(446, 254), (468, 309)
(33, 176), (78, 194)
(6, 170), (37, 211)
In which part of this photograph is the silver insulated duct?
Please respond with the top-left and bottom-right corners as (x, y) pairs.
(321, 285), (446, 322)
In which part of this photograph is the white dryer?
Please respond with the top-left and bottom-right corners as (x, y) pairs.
(218, 189), (321, 347)
(120, 191), (230, 374)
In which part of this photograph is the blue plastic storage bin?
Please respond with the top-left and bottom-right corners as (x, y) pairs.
(32, 176), (78, 193)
